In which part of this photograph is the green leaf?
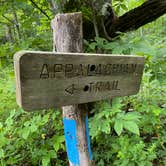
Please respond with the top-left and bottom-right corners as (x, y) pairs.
(30, 124), (38, 132)
(89, 42), (97, 50)
(0, 149), (4, 158)
(48, 150), (56, 158)
(5, 118), (13, 128)
(123, 121), (140, 135)
(22, 128), (30, 139)
(0, 135), (8, 148)
(53, 142), (60, 152)
(120, 4), (128, 11)
(42, 156), (50, 166)
(116, 6), (120, 14)
(0, 122), (3, 129)
(123, 112), (141, 121)
(114, 120), (123, 136)
(42, 114), (49, 124)
(101, 120), (110, 134)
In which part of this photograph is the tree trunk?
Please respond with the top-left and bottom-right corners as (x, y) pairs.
(106, 0), (166, 37)
(51, 12), (93, 166)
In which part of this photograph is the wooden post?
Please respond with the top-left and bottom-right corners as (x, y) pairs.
(51, 12), (93, 166)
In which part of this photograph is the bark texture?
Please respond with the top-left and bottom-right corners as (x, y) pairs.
(51, 12), (92, 166)
(106, 0), (166, 37)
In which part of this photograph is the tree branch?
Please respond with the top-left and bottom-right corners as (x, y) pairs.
(105, 0), (166, 37)
(29, 0), (51, 20)
(48, 0), (59, 15)
(0, 21), (10, 25)
(2, 14), (15, 25)
(13, 11), (21, 39)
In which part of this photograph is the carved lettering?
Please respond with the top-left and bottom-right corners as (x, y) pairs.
(105, 81), (111, 90)
(113, 80), (120, 90)
(65, 64), (73, 77)
(40, 63), (138, 79)
(113, 64), (118, 73)
(40, 64), (49, 79)
(104, 64), (112, 75)
(87, 80), (120, 93)
(64, 81), (120, 95)
(95, 82), (102, 91)
(87, 64), (95, 76)
(54, 64), (63, 73)
(89, 82), (95, 92)
(131, 64), (137, 73)
(96, 64), (102, 74)
(76, 64), (84, 76)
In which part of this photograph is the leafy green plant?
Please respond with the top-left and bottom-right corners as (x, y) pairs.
(0, 68), (66, 166)
(89, 99), (141, 139)
(114, 111), (140, 136)
(87, 15), (166, 165)
(92, 134), (157, 166)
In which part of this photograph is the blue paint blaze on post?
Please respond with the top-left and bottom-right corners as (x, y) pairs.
(85, 115), (93, 160)
(63, 119), (80, 165)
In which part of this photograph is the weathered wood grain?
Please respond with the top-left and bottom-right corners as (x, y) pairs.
(14, 51), (145, 111)
(52, 12), (92, 166)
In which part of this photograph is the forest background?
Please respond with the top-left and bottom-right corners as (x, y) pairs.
(0, 0), (166, 166)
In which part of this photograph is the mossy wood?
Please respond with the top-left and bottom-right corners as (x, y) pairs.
(14, 51), (145, 111)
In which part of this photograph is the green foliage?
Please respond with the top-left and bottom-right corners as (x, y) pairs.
(87, 15), (166, 165)
(0, 68), (66, 166)
(93, 135), (157, 166)
(112, 0), (146, 15)
(0, 0), (165, 165)
(89, 99), (140, 139)
(114, 112), (140, 136)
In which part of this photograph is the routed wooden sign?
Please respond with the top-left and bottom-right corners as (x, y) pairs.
(14, 51), (145, 110)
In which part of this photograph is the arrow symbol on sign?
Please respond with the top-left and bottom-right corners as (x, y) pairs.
(65, 84), (76, 95)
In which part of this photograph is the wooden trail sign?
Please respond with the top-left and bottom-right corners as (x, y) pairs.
(14, 50), (145, 111)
